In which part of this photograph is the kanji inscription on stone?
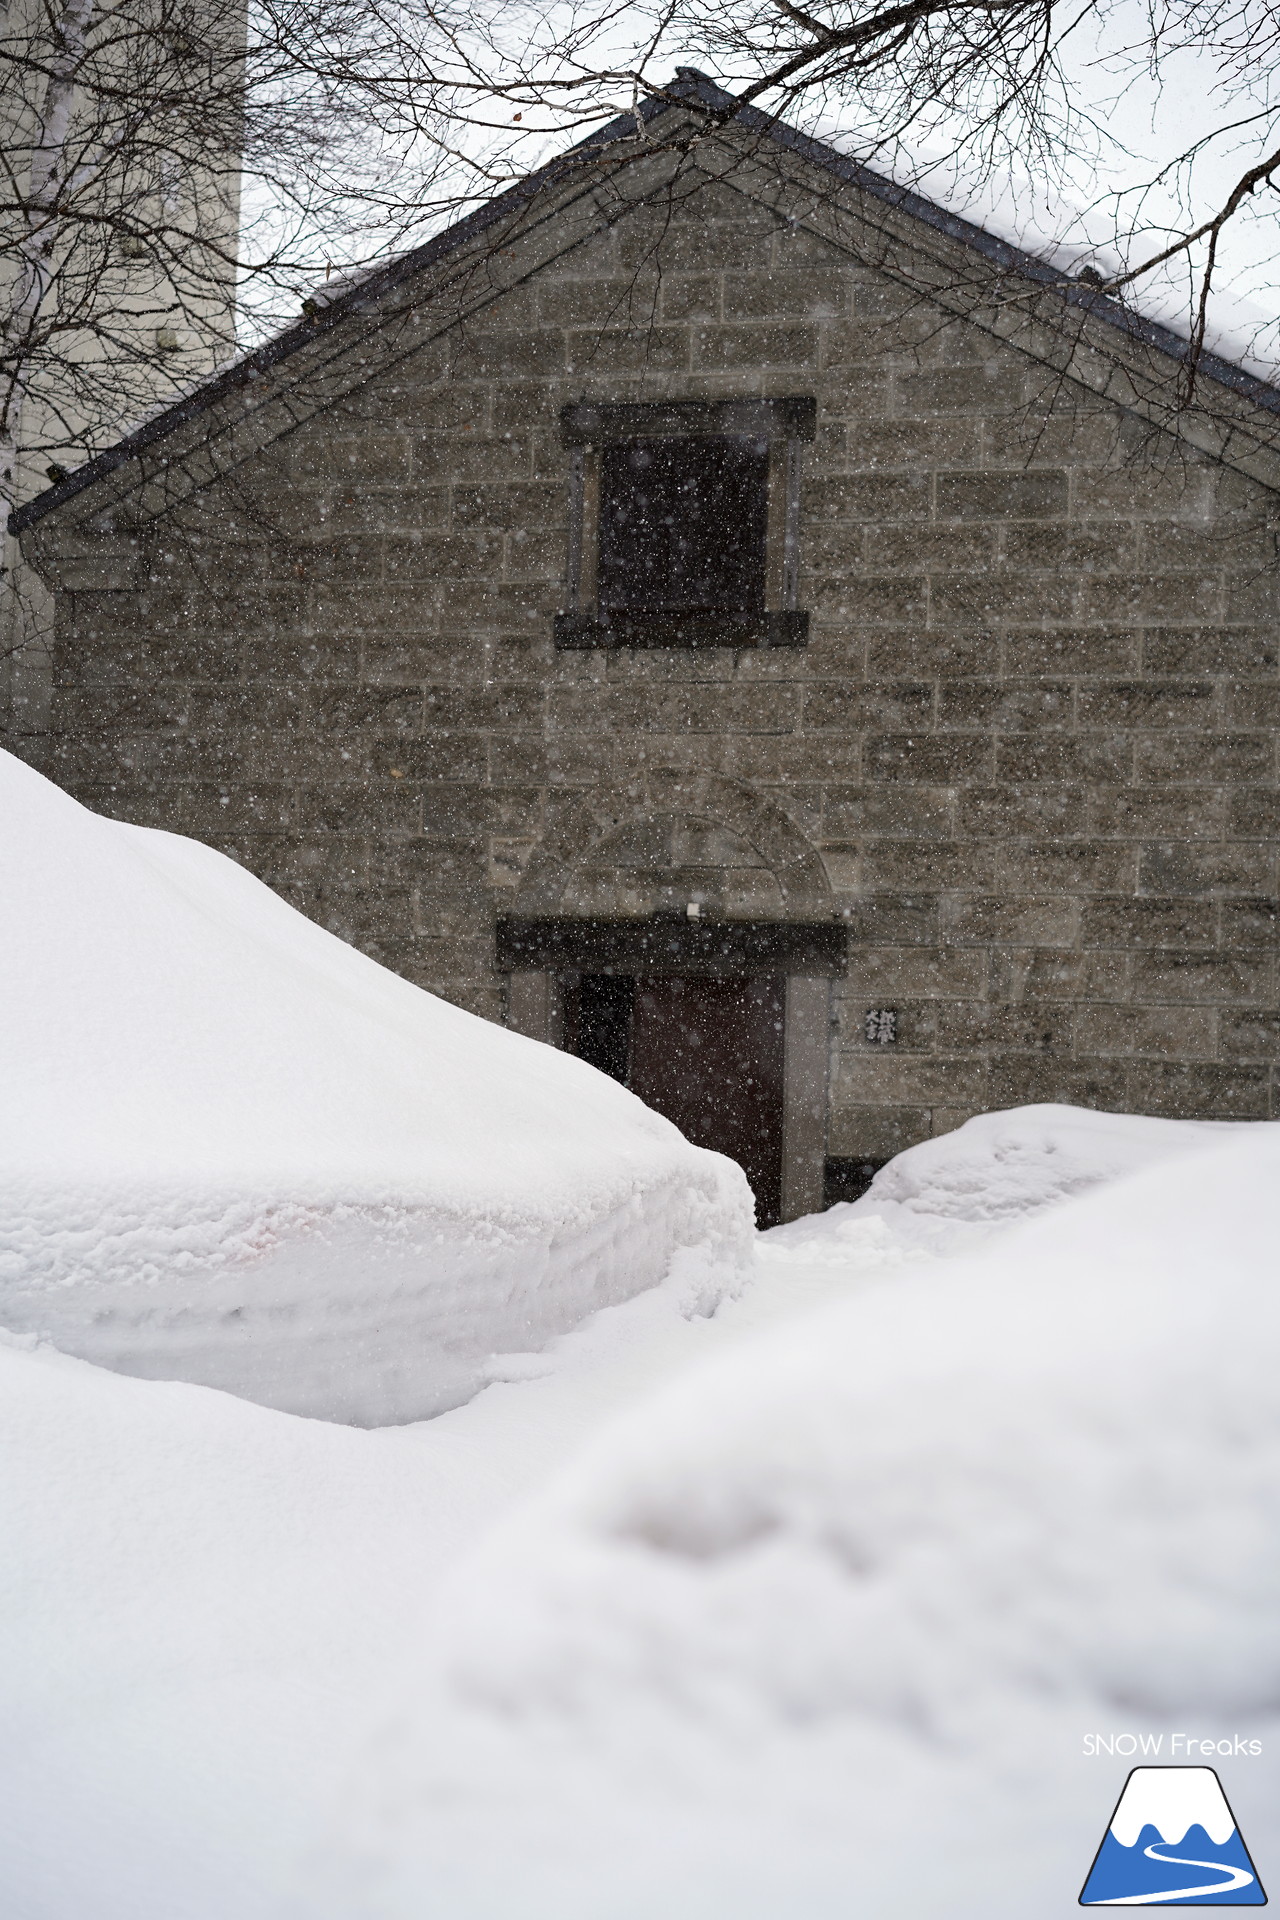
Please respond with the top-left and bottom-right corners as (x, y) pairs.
(864, 1008), (898, 1046)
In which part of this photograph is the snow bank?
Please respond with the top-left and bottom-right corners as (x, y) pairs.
(0, 751), (751, 1422)
(770, 1102), (1271, 1258)
(5, 1100), (1278, 1917)
(319, 1122), (1280, 1916)
(0, 1251), (893, 1920)
(862, 1102), (1257, 1220)
(0, 1319), (501, 1920)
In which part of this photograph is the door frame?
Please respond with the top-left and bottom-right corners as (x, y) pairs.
(500, 915), (843, 1223)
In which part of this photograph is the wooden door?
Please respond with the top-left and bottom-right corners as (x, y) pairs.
(628, 974), (785, 1228)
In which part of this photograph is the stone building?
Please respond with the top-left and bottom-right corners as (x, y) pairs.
(13, 72), (1280, 1223)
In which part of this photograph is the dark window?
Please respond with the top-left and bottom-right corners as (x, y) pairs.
(597, 436), (769, 615)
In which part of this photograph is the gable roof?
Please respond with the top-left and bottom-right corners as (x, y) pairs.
(14, 67), (1280, 536)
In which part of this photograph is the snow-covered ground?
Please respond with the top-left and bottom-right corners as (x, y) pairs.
(305, 1114), (1280, 1920)
(4, 753), (1279, 1917)
(4, 1100), (1279, 1918)
(0, 751), (749, 1422)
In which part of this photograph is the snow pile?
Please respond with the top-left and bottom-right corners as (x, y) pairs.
(771, 1102), (1266, 1258)
(4, 1102), (1278, 1918)
(0, 1247), (895, 1920)
(865, 1101), (1255, 1220)
(0, 751), (751, 1423)
(315, 1123), (1280, 1917)
(0, 1328), (449, 1918)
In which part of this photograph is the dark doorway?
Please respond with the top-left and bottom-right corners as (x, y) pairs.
(563, 972), (786, 1228)
(569, 973), (633, 1082)
(822, 1157), (886, 1207)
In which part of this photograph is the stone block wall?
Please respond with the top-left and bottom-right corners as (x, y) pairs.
(34, 162), (1280, 1159)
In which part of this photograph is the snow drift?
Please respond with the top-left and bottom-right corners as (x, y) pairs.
(318, 1121), (1280, 1917)
(3, 1101), (1278, 1919)
(862, 1101), (1253, 1222)
(785, 1101), (1262, 1257)
(0, 751), (751, 1422)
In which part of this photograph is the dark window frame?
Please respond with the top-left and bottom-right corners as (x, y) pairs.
(554, 397), (815, 651)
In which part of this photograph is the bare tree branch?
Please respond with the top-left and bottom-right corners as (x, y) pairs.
(1104, 139), (1280, 295)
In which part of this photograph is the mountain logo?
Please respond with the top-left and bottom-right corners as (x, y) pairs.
(1080, 1766), (1266, 1905)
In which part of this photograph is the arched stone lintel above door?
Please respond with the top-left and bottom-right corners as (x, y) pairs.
(503, 773), (838, 1222)
(511, 771), (833, 920)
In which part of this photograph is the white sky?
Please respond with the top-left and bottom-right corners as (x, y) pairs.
(235, 0), (1280, 379)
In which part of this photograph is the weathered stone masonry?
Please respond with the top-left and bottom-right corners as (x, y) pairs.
(16, 81), (1280, 1207)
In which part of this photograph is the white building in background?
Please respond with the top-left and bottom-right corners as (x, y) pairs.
(1, 0), (245, 745)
